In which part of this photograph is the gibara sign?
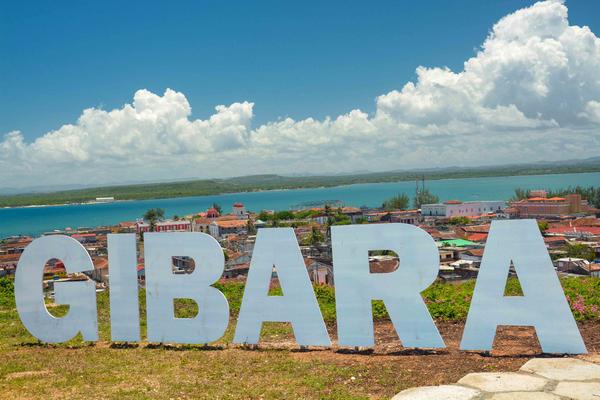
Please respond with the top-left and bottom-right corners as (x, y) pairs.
(14, 219), (587, 354)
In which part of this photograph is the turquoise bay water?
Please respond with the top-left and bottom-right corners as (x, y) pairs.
(1, 172), (599, 238)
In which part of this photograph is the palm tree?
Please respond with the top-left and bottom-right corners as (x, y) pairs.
(143, 208), (165, 232)
(324, 204), (334, 240)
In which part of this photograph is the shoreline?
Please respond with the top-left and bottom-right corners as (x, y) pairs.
(2, 170), (599, 210)
(1, 170), (599, 239)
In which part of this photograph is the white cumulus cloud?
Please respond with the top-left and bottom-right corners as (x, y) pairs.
(2, 0), (600, 189)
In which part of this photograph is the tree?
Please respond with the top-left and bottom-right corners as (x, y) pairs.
(143, 208), (165, 232)
(324, 204), (334, 239)
(511, 188), (531, 201)
(308, 226), (324, 246)
(448, 216), (470, 225)
(212, 203), (222, 214)
(565, 243), (595, 261)
(413, 188), (439, 209)
(247, 219), (257, 235)
(538, 220), (549, 233)
(382, 194), (410, 211)
(273, 210), (295, 220)
(257, 211), (271, 221)
(547, 186), (600, 209)
(332, 213), (351, 225)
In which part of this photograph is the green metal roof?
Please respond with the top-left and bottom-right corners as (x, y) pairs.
(440, 239), (479, 247)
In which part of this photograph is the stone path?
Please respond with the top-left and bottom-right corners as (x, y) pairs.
(392, 356), (600, 400)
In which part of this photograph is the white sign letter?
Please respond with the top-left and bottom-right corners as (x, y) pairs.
(108, 234), (141, 342)
(331, 224), (444, 348)
(145, 232), (229, 344)
(460, 220), (586, 354)
(15, 235), (98, 343)
(234, 228), (330, 346)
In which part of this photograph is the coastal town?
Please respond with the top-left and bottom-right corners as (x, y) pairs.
(1, 187), (599, 293)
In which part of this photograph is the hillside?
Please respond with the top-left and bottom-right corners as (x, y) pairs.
(0, 278), (598, 398)
(2, 159), (600, 207)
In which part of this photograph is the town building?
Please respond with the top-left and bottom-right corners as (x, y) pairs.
(339, 207), (363, 223)
(305, 258), (334, 285)
(191, 217), (211, 233)
(232, 202), (247, 218)
(421, 200), (506, 218)
(555, 257), (593, 275)
(508, 193), (594, 218)
(206, 207), (221, 219)
(209, 219), (248, 238)
(388, 210), (420, 225)
(136, 219), (191, 233)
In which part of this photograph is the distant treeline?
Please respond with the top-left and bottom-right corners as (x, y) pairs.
(2, 160), (600, 207)
(512, 186), (600, 208)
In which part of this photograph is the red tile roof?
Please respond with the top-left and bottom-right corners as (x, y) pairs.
(214, 220), (247, 228)
(467, 233), (488, 242)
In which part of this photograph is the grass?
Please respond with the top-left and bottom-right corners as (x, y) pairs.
(0, 277), (597, 399)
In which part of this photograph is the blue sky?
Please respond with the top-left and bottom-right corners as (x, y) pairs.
(2, 0), (600, 188)
(2, 0), (599, 140)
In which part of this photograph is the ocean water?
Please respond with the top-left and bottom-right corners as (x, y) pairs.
(1, 172), (599, 238)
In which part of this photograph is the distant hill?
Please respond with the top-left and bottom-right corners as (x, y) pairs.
(1, 158), (600, 207)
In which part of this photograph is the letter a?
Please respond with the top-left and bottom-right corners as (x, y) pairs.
(234, 228), (330, 346)
(460, 220), (586, 354)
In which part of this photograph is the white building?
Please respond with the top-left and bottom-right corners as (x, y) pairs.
(209, 219), (248, 238)
(421, 200), (506, 218)
(232, 202), (248, 219)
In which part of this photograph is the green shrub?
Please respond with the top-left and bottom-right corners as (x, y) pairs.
(1, 276), (599, 325)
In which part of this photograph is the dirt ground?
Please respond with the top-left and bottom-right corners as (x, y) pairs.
(257, 320), (600, 395)
(1, 320), (597, 399)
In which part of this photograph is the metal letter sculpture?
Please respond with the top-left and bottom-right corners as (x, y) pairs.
(108, 234), (141, 342)
(460, 219), (587, 354)
(234, 228), (330, 346)
(12, 222), (588, 353)
(15, 235), (98, 342)
(331, 224), (445, 348)
(145, 232), (229, 344)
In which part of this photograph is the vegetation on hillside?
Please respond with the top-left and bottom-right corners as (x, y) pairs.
(0, 276), (598, 332)
(565, 243), (597, 262)
(413, 188), (439, 209)
(2, 160), (600, 207)
(0, 277), (597, 398)
(448, 216), (471, 225)
(382, 194), (410, 211)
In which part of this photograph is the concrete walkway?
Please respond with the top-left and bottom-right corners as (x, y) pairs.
(392, 356), (600, 400)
